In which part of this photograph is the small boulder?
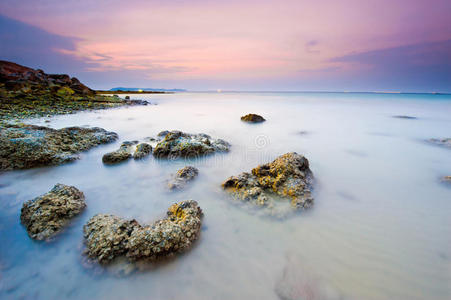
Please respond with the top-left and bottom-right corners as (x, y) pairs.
(20, 184), (86, 240)
(167, 166), (199, 190)
(241, 114), (266, 123)
(102, 141), (137, 164)
(83, 200), (203, 264)
(392, 115), (417, 119)
(222, 152), (314, 217)
(133, 143), (152, 159)
(441, 176), (451, 185)
(429, 138), (451, 148)
(153, 130), (230, 159)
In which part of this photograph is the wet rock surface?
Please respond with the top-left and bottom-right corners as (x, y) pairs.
(275, 254), (344, 300)
(102, 141), (138, 164)
(83, 200), (203, 264)
(0, 123), (118, 170)
(222, 152), (314, 216)
(167, 166), (199, 190)
(429, 138), (451, 148)
(133, 143), (152, 159)
(20, 184), (86, 240)
(241, 113), (266, 123)
(153, 130), (230, 159)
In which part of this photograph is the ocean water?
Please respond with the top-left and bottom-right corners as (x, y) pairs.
(0, 92), (450, 300)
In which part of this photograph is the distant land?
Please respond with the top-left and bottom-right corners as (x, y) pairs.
(110, 87), (187, 92)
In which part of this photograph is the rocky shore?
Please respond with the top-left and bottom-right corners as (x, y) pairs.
(0, 60), (145, 120)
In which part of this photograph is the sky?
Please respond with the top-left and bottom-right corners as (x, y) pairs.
(1, 0), (450, 92)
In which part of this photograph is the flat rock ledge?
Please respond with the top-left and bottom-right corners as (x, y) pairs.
(241, 113), (265, 123)
(20, 184), (86, 240)
(429, 138), (451, 148)
(167, 166), (199, 190)
(0, 123), (118, 170)
(83, 200), (203, 264)
(222, 152), (314, 217)
(153, 130), (230, 159)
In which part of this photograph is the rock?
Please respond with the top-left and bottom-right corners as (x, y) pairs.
(241, 113), (266, 123)
(102, 141), (137, 164)
(153, 130), (230, 159)
(124, 99), (149, 105)
(0, 60), (95, 96)
(429, 138), (451, 148)
(222, 152), (314, 216)
(275, 254), (344, 300)
(167, 166), (199, 190)
(133, 143), (152, 159)
(0, 123), (118, 170)
(392, 115), (417, 119)
(20, 184), (86, 240)
(441, 176), (451, 185)
(125, 96), (130, 100)
(83, 200), (203, 264)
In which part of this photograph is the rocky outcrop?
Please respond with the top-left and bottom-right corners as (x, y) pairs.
(222, 152), (314, 216)
(83, 200), (203, 264)
(167, 166), (199, 190)
(133, 143), (152, 159)
(0, 60), (94, 95)
(0, 123), (118, 170)
(241, 113), (266, 123)
(20, 184), (86, 240)
(429, 138), (451, 148)
(153, 130), (230, 159)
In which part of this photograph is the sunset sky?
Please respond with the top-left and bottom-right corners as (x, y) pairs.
(1, 0), (450, 92)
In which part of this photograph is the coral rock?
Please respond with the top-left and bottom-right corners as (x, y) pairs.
(167, 166), (199, 190)
(241, 113), (266, 123)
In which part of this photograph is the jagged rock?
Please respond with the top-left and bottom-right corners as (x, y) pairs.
(167, 166), (199, 190)
(0, 60), (95, 95)
(20, 184), (86, 240)
(153, 130), (230, 159)
(241, 113), (266, 123)
(429, 138), (451, 148)
(275, 254), (344, 300)
(133, 143), (152, 159)
(222, 152), (314, 216)
(102, 141), (138, 164)
(0, 123), (118, 170)
(83, 200), (203, 264)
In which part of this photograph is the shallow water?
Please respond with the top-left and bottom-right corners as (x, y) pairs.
(1, 92), (451, 300)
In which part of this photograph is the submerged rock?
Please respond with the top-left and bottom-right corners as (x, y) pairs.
(275, 254), (344, 300)
(102, 141), (137, 164)
(241, 113), (266, 123)
(133, 143), (152, 159)
(429, 138), (451, 148)
(441, 176), (451, 186)
(20, 184), (86, 240)
(0, 123), (118, 170)
(392, 115), (417, 119)
(83, 200), (203, 264)
(153, 130), (230, 159)
(222, 152), (314, 216)
(167, 166), (199, 190)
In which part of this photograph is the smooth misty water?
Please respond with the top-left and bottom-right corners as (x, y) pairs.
(1, 92), (450, 300)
